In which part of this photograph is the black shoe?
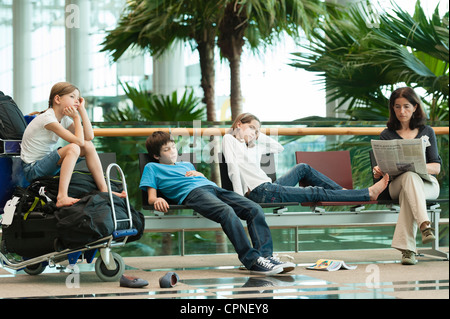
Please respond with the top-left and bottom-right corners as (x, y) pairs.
(119, 275), (148, 288)
(159, 272), (179, 288)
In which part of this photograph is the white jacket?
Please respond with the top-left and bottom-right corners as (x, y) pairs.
(222, 133), (284, 196)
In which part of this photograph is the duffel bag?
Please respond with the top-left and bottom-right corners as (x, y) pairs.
(55, 192), (144, 249)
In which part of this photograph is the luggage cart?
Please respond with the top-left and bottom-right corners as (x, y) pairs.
(0, 163), (137, 282)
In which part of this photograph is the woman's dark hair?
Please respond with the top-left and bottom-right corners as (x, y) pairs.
(145, 131), (174, 162)
(387, 87), (426, 130)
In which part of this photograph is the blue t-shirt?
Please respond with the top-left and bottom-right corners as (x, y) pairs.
(139, 162), (217, 204)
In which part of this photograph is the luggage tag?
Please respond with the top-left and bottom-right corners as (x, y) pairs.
(1, 196), (20, 226)
(39, 186), (53, 202)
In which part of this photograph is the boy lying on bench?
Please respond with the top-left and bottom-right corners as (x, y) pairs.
(139, 131), (294, 276)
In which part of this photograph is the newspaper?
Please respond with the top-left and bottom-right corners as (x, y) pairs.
(371, 138), (431, 182)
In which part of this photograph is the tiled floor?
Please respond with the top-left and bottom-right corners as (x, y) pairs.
(1, 248), (448, 300)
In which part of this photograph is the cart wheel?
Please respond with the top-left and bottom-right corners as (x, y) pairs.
(24, 262), (46, 276)
(95, 252), (125, 282)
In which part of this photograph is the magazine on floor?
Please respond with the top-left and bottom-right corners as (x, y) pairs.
(307, 259), (357, 271)
(371, 138), (432, 182)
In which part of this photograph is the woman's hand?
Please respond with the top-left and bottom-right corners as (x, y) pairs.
(372, 165), (384, 179)
(426, 162), (441, 175)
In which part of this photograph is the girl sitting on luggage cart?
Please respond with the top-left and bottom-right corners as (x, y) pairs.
(20, 82), (126, 207)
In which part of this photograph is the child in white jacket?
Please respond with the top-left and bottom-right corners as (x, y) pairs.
(222, 113), (389, 203)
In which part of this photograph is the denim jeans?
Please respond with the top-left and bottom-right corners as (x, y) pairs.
(22, 149), (61, 182)
(183, 185), (273, 269)
(249, 163), (370, 203)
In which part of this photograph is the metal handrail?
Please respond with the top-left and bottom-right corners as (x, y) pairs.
(93, 126), (449, 137)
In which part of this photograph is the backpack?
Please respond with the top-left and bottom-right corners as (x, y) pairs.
(0, 91), (28, 140)
(2, 169), (107, 225)
(0, 180), (59, 257)
(5, 180), (58, 223)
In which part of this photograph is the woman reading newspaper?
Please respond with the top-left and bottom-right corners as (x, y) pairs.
(372, 87), (441, 265)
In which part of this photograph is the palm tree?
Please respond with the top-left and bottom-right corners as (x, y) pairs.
(101, 0), (223, 121)
(102, 0), (326, 121)
(289, 0), (449, 121)
(217, 0), (325, 119)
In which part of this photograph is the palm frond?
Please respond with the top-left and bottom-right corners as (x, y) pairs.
(289, 0), (449, 121)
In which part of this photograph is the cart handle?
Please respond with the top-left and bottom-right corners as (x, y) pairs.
(105, 163), (133, 231)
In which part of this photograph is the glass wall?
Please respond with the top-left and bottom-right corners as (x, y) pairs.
(0, 0), (326, 121)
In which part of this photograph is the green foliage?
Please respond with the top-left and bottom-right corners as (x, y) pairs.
(290, 0), (449, 121)
(103, 83), (205, 122)
(101, 0), (327, 120)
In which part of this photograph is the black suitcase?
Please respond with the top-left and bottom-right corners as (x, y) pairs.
(2, 211), (59, 258)
(1, 183), (59, 259)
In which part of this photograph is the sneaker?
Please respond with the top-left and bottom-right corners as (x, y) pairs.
(266, 255), (296, 273)
(249, 257), (283, 276)
(421, 227), (435, 244)
(401, 250), (417, 265)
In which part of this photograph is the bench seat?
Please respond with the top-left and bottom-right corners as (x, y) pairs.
(138, 151), (448, 260)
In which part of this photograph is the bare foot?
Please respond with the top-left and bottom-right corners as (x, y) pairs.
(112, 190), (127, 198)
(368, 174), (389, 200)
(56, 196), (80, 208)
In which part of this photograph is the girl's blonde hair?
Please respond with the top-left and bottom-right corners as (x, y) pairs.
(48, 82), (80, 108)
(228, 113), (261, 147)
(228, 113), (261, 136)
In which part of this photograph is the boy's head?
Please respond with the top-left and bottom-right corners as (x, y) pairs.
(146, 131), (177, 164)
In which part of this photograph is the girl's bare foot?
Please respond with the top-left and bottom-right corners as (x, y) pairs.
(368, 174), (389, 200)
(56, 196), (80, 208)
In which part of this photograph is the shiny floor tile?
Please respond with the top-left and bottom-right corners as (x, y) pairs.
(1, 256), (447, 299)
(181, 275), (395, 299)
